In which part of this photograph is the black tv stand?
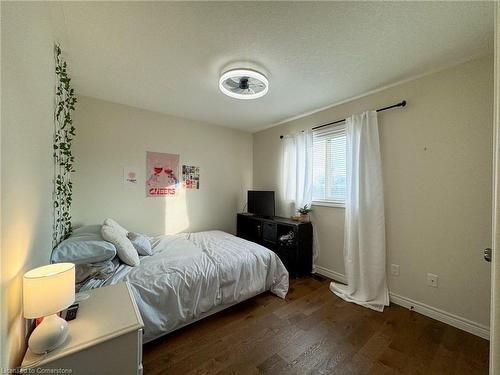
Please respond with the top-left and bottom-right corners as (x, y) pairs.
(253, 215), (273, 220)
(236, 213), (313, 277)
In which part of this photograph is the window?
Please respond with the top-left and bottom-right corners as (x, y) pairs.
(312, 124), (346, 206)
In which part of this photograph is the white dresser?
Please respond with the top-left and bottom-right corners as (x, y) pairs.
(21, 282), (144, 375)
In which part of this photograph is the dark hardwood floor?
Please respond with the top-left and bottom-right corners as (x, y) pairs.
(143, 276), (489, 374)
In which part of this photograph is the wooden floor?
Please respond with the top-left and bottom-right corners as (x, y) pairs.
(143, 276), (489, 374)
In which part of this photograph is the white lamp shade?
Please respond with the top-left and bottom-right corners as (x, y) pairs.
(23, 263), (75, 319)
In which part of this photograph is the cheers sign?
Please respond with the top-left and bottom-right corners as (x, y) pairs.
(146, 151), (180, 197)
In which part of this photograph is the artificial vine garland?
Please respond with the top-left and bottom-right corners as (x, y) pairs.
(53, 44), (77, 247)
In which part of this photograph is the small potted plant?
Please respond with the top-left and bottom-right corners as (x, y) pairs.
(297, 204), (313, 222)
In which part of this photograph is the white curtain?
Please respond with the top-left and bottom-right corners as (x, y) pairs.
(281, 130), (320, 260)
(281, 130), (313, 212)
(330, 111), (389, 312)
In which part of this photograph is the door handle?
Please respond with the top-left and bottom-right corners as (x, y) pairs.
(484, 248), (492, 262)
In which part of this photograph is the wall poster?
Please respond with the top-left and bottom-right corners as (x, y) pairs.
(182, 165), (200, 189)
(146, 151), (179, 197)
(123, 166), (138, 188)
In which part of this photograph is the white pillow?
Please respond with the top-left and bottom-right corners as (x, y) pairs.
(103, 218), (128, 237)
(101, 219), (140, 267)
(127, 232), (153, 256)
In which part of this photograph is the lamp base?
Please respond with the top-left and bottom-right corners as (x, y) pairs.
(29, 314), (69, 354)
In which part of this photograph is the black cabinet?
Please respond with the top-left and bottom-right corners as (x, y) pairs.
(236, 213), (313, 277)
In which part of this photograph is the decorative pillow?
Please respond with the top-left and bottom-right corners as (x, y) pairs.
(51, 225), (117, 264)
(101, 219), (140, 267)
(103, 218), (128, 236)
(127, 232), (153, 256)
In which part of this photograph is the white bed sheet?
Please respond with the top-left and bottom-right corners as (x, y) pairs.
(84, 230), (289, 342)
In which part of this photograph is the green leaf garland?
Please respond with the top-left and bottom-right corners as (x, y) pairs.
(53, 44), (77, 247)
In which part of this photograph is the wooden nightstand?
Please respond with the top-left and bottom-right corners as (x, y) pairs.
(21, 282), (144, 375)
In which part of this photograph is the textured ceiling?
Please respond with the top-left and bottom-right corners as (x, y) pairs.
(58, 1), (494, 132)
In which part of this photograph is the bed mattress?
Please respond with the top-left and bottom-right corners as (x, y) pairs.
(80, 230), (289, 342)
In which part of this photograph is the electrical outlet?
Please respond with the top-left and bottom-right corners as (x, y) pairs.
(427, 273), (438, 288)
(391, 264), (400, 276)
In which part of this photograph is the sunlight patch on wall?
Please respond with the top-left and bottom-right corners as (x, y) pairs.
(163, 188), (190, 235)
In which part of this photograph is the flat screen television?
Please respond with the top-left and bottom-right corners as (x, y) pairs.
(247, 191), (275, 218)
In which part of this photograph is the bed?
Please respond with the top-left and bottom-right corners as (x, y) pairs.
(73, 230), (289, 343)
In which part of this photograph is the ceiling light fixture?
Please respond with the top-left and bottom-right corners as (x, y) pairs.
(219, 69), (269, 100)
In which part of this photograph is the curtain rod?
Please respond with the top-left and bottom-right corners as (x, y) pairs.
(279, 100), (406, 139)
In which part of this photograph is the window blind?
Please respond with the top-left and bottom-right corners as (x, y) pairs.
(312, 124), (347, 204)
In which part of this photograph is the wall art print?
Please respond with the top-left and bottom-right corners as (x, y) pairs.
(182, 165), (200, 189)
(124, 166), (138, 188)
(146, 151), (179, 197)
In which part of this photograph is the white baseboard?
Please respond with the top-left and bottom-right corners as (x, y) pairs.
(389, 292), (490, 340)
(313, 265), (347, 284)
(312, 265), (490, 340)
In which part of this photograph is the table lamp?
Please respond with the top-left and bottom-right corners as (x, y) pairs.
(23, 263), (75, 354)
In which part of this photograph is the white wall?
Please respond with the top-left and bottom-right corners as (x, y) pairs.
(1, 2), (56, 368)
(253, 56), (493, 328)
(72, 96), (252, 236)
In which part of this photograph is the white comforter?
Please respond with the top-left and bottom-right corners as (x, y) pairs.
(100, 230), (289, 342)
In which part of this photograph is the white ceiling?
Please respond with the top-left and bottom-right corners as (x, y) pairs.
(58, 1), (494, 132)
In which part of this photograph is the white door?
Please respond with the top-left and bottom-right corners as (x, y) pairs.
(491, 4), (500, 374)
